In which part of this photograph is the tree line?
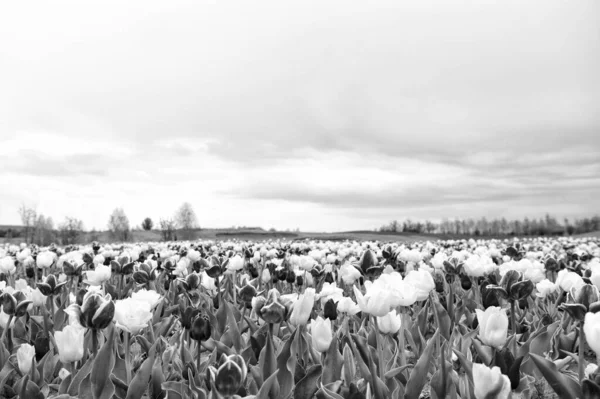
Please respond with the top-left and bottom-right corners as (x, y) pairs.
(1, 202), (199, 245)
(378, 214), (600, 237)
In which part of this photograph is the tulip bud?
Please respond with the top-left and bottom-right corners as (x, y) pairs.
(259, 289), (291, 324)
(17, 344), (35, 375)
(190, 313), (212, 342)
(472, 363), (511, 399)
(238, 284), (258, 303)
(77, 292), (115, 329)
(55, 325), (85, 363)
(296, 275), (304, 286)
(475, 307), (508, 349)
(323, 298), (338, 321)
(289, 288), (315, 326)
(181, 307), (200, 330)
(213, 354), (248, 397)
(377, 309), (402, 335)
(310, 316), (332, 352)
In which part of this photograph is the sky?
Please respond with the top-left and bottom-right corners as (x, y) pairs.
(1, 0), (599, 232)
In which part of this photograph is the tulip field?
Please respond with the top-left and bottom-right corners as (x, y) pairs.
(0, 237), (600, 399)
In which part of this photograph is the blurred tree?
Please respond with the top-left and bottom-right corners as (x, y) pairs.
(142, 217), (154, 231)
(59, 217), (83, 245)
(108, 208), (130, 242)
(18, 204), (37, 244)
(174, 202), (198, 239)
(159, 218), (176, 241)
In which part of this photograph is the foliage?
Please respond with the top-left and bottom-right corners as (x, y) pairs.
(0, 236), (598, 398)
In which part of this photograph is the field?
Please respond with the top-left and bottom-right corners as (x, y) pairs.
(0, 236), (599, 399)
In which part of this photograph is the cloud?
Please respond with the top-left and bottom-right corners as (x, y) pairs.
(0, 0), (599, 231)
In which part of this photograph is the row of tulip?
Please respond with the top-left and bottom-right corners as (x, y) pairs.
(0, 236), (598, 398)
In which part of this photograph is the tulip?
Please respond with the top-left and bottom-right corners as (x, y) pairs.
(353, 285), (392, 317)
(289, 288), (315, 326)
(17, 343), (35, 375)
(472, 363), (511, 399)
(36, 251), (56, 268)
(585, 312), (600, 358)
(66, 291), (115, 330)
(404, 270), (436, 301)
(0, 257), (16, 275)
(31, 288), (47, 308)
(180, 306), (200, 330)
(536, 279), (559, 298)
(227, 255), (244, 272)
(37, 274), (67, 296)
(114, 298), (153, 335)
(55, 325), (85, 363)
(323, 298), (338, 321)
(336, 297), (360, 316)
(257, 289), (292, 324)
(190, 313), (212, 342)
(310, 316), (332, 352)
(208, 354), (248, 397)
(130, 289), (162, 309)
(556, 270), (585, 293)
(84, 264), (111, 286)
(476, 306), (508, 349)
(377, 309), (402, 335)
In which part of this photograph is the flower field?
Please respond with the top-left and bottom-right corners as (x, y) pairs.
(0, 237), (599, 399)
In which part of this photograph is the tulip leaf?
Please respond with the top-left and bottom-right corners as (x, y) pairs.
(67, 357), (94, 396)
(225, 301), (242, 352)
(277, 328), (296, 399)
(431, 293), (452, 340)
(150, 355), (165, 399)
(59, 374), (73, 394)
(259, 330), (277, 382)
(90, 327), (116, 399)
(125, 348), (155, 399)
(255, 370), (280, 399)
(322, 334), (344, 385)
(294, 364), (322, 399)
(318, 381), (345, 399)
(161, 381), (193, 399)
(582, 378), (600, 399)
(405, 330), (439, 399)
(529, 353), (581, 399)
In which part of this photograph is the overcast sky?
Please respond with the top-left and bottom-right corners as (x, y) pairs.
(1, 0), (599, 232)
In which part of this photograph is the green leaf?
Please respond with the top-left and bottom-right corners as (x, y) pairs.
(277, 328), (296, 399)
(405, 330), (439, 399)
(322, 334), (344, 385)
(529, 353), (581, 399)
(90, 327), (116, 399)
(431, 293), (452, 341)
(67, 357), (94, 396)
(259, 330), (277, 382)
(125, 348), (155, 399)
(255, 370), (280, 399)
(150, 355), (164, 399)
(343, 343), (356, 385)
(294, 365), (322, 399)
(225, 301), (242, 352)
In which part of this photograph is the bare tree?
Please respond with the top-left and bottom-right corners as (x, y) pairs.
(18, 204), (37, 243)
(108, 208), (131, 242)
(159, 218), (176, 241)
(174, 202), (198, 239)
(59, 217), (84, 245)
(34, 214), (55, 246)
(142, 217), (154, 231)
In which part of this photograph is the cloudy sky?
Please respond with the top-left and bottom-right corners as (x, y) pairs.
(1, 0), (599, 232)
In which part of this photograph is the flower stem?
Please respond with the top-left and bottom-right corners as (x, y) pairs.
(91, 329), (98, 358)
(124, 332), (131, 384)
(373, 316), (385, 377)
(579, 324), (585, 384)
(0, 315), (13, 343)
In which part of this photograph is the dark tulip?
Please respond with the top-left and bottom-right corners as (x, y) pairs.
(433, 272), (445, 293)
(500, 270), (522, 293)
(575, 284), (599, 310)
(190, 313), (212, 342)
(2, 293), (17, 315)
(324, 272), (334, 284)
(277, 269), (287, 281)
(206, 265), (222, 279)
(509, 280), (534, 301)
(347, 383), (366, 399)
(238, 284), (258, 303)
(460, 274), (472, 290)
(133, 270), (150, 285)
(25, 267), (35, 278)
(286, 270), (296, 284)
(34, 332), (50, 360)
(296, 275), (304, 286)
(181, 307), (200, 330)
(324, 298), (338, 320)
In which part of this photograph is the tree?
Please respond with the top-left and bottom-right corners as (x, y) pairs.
(142, 217), (154, 231)
(159, 218), (176, 241)
(19, 204), (37, 243)
(59, 217), (83, 245)
(34, 214), (55, 245)
(108, 208), (131, 242)
(174, 202), (198, 239)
